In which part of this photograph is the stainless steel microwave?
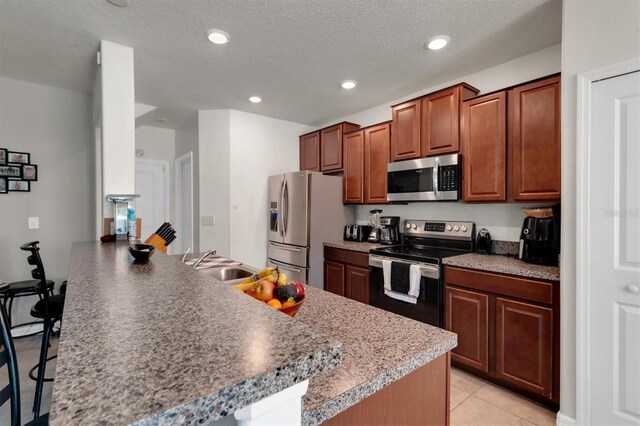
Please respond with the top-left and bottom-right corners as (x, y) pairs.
(387, 153), (461, 201)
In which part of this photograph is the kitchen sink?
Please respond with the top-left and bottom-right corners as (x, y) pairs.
(199, 266), (256, 283)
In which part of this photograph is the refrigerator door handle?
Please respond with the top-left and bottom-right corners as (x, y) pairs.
(283, 179), (289, 236)
(279, 180), (285, 236)
(269, 258), (302, 273)
(269, 241), (302, 252)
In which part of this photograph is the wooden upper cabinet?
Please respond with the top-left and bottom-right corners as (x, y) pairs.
(343, 130), (365, 204)
(300, 131), (320, 171)
(321, 124), (344, 172)
(509, 76), (561, 201)
(496, 297), (553, 398)
(422, 84), (479, 156)
(462, 91), (507, 202)
(391, 99), (421, 161)
(446, 287), (490, 372)
(364, 123), (390, 204)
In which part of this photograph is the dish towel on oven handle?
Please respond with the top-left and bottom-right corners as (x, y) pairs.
(382, 260), (421, 304)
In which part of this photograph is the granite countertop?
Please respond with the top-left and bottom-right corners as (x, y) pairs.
(296, 287), (457, 425)
(323, 240), (390, 253)
(49, 242), (341, 425)
(443, 253), (560, 281)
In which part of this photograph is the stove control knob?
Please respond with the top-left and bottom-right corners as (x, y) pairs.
(411, 223), (417, 230)
(405, 222), (412, 230)
(446, 225), (452, 231)
(453, 225), (460, 232)
(461, 226), (468, 232)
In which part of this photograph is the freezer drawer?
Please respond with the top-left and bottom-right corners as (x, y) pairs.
(268, 241), (309, 267)
(268, 259), (309, 283)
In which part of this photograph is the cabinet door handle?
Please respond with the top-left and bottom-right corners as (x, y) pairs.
(269, 242), (302, 252)
(626, 284), (639, 294)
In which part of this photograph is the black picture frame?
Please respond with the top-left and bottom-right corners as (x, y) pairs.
(0, 165), (22, 179)
(7, 180), (29, 192)
(0, 148), (6, 166)
(22, 164), (37, 181)
(7, 151), (30, 165)
(0, 177), (6, 194)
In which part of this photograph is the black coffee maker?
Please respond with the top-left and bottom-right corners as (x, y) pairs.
(379, 216), (401, 245)
(519, 204), (560, 266)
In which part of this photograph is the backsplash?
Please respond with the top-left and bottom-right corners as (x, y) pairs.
(355, 202), (548, 242)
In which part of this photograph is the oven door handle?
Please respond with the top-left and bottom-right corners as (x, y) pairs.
(369, 256), (440, 279)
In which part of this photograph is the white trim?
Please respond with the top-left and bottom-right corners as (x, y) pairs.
(575, 57), (640, 426)
(556, 412), (577, 426)
(175, 152), (194, 255)
(135, 158), (171, 230)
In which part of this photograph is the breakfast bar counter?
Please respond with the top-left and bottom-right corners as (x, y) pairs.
(51, 242), (456, 425)
(49, 242), (342, 425)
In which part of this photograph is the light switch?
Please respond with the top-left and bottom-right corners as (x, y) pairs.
(201, 216), (215, 227)
(28, 217), (39, 229)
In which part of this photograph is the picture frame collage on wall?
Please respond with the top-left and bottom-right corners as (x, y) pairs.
(0, 148), (38, 194)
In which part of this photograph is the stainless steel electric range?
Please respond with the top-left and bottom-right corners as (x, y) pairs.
(369, 220), (475, 328)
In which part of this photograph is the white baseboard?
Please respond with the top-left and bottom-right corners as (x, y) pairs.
(556, 412), (577, 426)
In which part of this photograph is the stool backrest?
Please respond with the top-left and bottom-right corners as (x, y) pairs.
(0, 295), (21, 426)
(20, 241), (50, 315)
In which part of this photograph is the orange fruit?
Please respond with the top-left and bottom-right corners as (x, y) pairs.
(267, 299), (282, 310)
(282, 299), (296, 308)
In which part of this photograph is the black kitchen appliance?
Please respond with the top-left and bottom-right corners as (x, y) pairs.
(344, 224), (372, 242)
(519, 205), (560, 266)
(379, 216), (401, 245)
(476, 228), (492, 254)
(369, 220), (475, 327)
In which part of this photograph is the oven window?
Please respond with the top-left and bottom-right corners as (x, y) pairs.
(387, 167), (434, 194)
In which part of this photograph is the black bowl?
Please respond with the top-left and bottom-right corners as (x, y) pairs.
(128, 244), (156, 262)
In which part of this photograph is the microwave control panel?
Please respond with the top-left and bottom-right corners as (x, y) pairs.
(440, 165), (459, 191)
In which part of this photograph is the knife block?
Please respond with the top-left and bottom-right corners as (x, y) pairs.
(144, 234), (168, 254)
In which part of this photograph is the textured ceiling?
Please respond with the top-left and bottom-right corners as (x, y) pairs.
(0, 0), (561, 127)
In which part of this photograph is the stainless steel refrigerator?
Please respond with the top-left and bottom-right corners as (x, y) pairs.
(268, 171), (354, 288)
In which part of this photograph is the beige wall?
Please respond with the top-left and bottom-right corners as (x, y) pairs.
(0, 77), (94, 323)
(560, 0), (640, 422)
(175, 113), (200, 252)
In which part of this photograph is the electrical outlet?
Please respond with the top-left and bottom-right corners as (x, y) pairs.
(28, 217), (39, 229)
(201, 216), (215, 226)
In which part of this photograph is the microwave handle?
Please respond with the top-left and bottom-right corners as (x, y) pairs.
(433, 157), (440, 198)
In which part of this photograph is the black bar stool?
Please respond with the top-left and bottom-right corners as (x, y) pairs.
(20, 241), (65, 419)
(0, 283), (50, 425)
(0, 273), (54, 334)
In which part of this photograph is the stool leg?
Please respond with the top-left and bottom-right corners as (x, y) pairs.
(6, 295), (14, 328)
(32, 317), (51, 418)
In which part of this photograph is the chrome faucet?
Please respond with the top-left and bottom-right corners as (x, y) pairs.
(192, 250), (217, 269)
(180, 248), (191, 263)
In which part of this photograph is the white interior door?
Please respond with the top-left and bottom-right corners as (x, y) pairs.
(135, 160), (169, 241)
(586, 70), (640, 425)
(175, 153), (193, 254)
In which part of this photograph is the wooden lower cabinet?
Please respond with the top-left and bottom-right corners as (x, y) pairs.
(324, 247), (370, 304)
(324, 260), (345, 297)
(446, 287), (489, 372)
(445, 266), (559, 407)
(323, 353), (450, 426)
(345, 265), (369, 305)
(496, 298), (553, 398)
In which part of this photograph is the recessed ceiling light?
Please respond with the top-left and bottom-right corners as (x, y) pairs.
(426, 36), (450, 50)
(249, 96), (262, 103)
(341, 80), (357, 89)
(206, 29), (230, 45)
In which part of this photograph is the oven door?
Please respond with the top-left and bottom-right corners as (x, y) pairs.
(368, 255), (444, 328)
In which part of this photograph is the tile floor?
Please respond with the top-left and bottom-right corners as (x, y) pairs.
(1, 339), (556, 425)
(450, 367), (558, 425)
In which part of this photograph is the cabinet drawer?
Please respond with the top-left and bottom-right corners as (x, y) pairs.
(324, 247), (369, 268)
(445, 266), (553, 305)
(268, 241), (309, 266)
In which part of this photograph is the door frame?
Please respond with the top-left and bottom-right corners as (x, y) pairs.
(174, 152), (194, 254)
(135, 158), (171, 231)
(575, 57), (640, 425)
